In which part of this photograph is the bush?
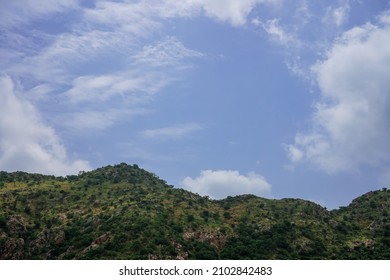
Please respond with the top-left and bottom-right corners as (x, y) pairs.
(0, 215), (7, 229)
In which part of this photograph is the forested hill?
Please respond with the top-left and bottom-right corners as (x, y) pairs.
(1, 163), (389, 259)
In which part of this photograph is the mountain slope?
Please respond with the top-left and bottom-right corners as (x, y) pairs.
(0, 163), (389, 259)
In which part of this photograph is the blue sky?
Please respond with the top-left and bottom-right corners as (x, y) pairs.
(1, 0), (390, 209)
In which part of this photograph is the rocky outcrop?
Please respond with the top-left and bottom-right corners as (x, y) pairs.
(79, 232), (112, 256)
(6, 215), (26, 235)
(92, 232), (111, 245)
(348, 238), (376, 249)
(183, 228), (227, 251)
(0, 237), (25, 259)
(0, 215), (28, 259)
(30, 228), (66, 250)
(27, 228), (66, 258)
(172, 240), (188, 260)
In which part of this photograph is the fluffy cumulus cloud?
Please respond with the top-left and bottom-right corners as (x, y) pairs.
(197, 0), (273, 26)
(182, 170), (271, 199)
(286, 14), (390, 173)
(0, 76), (90, 175)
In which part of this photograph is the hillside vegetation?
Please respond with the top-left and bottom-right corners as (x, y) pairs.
(1, 163), (389, 259)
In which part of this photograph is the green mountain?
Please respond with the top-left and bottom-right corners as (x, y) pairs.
(0, 163), (389, 259)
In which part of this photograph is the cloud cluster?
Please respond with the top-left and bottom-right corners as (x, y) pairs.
(286, 14), (390, 173)
(0, 76), (90, 175)
(2, 0), (278, 101)
(182, 170), (271, 199)
(1, 0), (279, 174)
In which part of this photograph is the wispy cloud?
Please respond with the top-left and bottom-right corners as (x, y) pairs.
(132, 36), (204, 67)
(0, 0), (290, 176)
(64, 71), (171, 104)
(324, 1), (350, 27)
(0, 0), (78, 28)
(60, 108), (151, 131)
(261, 18), (296, 45)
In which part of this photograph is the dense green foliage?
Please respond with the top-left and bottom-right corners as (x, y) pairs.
(0, 163), (389, 259)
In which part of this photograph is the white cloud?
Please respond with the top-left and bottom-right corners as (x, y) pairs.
(60, 108), (150, 131)
(139, 123), (203, 140)
(25, 84), (53, 101)
(261, 18), (296, 45)
(252, 17), (262, 26)
(9, 29), (138, 85)
(324, 2), (350, 27)
(1, 1), (209, 140)
(286, 14), (390, 173)
(0, 0), (78, 28)
(158, 0), (282, 27)
(64, 72), (171, 104)
(332, 4), (349, 26)
(83, 0), (269, 30)
(0, 0), (285, 177)
(285, 56), (312, 80)
(2, 0), (274, 100)
(285, 144), (303, 162)
(182, 170), (271, 199)
(132, 36), (204, 67)
(2, 0), (281, 84)
(0, 75), (91, 175)
(199, 0), (265, 26)
(379, 10), (390, 25)
(293, 0), (312, 26)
